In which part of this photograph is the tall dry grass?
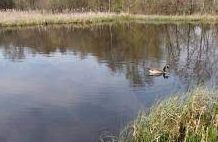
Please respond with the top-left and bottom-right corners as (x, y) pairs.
(1, 10), (218, 27)
(0, 10), (128, 27)
(119, 88), (218, 142)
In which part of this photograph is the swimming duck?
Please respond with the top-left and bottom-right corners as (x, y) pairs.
(148, 65), (169, 76)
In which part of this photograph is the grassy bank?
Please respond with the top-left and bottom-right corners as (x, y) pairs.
(0, 11), (124, 27)
(2, 11), (218, 27)
(119, 88), (218, 142)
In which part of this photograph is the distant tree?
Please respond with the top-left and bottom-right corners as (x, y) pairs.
(111, 0), (123, 12)
(0, 0), (218, 15)
(0, 0), (14, 10)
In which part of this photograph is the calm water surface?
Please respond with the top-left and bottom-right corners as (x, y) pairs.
(0, 23), (218, 142)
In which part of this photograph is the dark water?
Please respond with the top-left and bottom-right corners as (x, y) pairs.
(0, 23), (218, 142)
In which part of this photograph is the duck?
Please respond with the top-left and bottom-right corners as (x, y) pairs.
(148, 65), (169, 76)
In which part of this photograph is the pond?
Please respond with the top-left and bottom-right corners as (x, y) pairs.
(0, 23), (217, 142)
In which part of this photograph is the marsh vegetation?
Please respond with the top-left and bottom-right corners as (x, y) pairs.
(2, 11), (218, 27)
(119, 88), (218, 142)
(1, 1), (218, 27)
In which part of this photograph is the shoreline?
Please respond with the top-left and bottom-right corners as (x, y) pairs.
(1, 11), (218, 27)
(119, 88), (218, 142)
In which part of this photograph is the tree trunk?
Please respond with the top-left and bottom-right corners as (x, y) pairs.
(108, 0), (111, 12)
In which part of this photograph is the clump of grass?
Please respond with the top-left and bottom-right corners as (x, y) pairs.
(119, 88), (218, 142)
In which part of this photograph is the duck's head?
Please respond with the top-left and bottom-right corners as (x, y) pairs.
(163, 65), (169, 72)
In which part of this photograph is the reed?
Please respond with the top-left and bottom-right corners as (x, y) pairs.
(1, 10), (218, 27)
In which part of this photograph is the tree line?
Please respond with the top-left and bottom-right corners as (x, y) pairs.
(0, 0), (218, 14)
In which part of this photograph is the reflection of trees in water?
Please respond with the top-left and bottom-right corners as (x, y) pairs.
(165, 24), (218, 88)
(3, 45), (26, 61)
(0, 24), (218, 87)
